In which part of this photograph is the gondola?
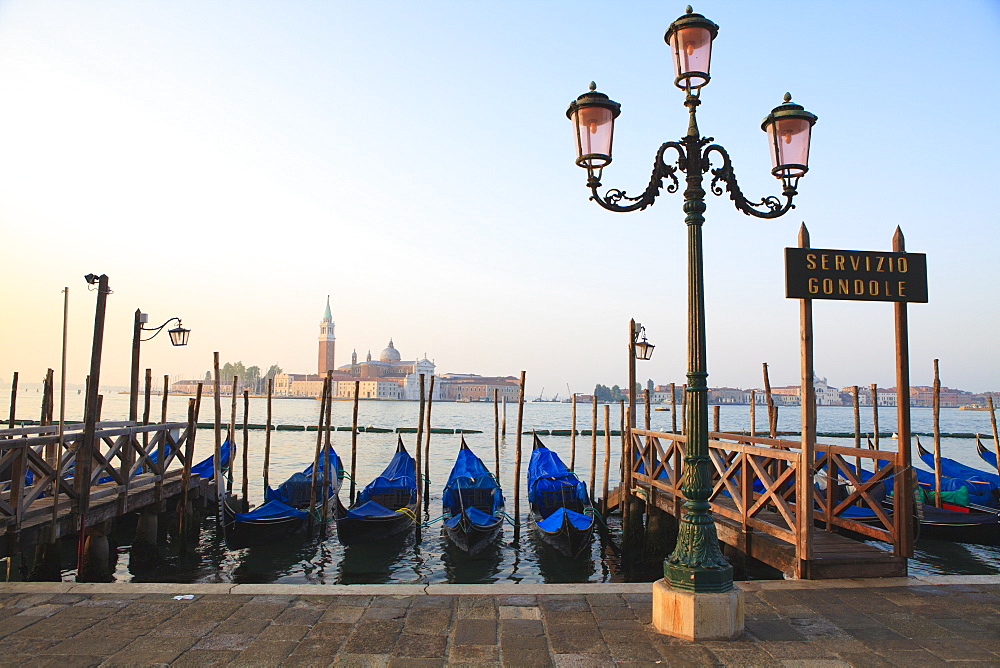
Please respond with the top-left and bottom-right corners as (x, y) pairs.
(441, 436), (504, 555)
(527, 434), (594, 558)
(222, 498), (308, 546)
(265, 445), (343, 510)
(915, 436), (1000, 509)
(336, 437), (416, 545)
(223, 445), (341, 546)
(840, 451), (1000, 545)
(977, 437), (999, 470)
(818, 457), (1000, 545)
(190, 437), (234, 481)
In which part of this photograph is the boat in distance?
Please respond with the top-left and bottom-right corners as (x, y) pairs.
(527, 434), (595, 559)
(441, 437), (505, 555)
(336, 436), (417, 545)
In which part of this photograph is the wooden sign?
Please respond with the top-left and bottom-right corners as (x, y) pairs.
(784, 248), (928, 303)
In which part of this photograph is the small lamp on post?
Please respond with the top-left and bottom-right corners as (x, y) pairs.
(627, 320), (655, 429)
(128, 313), (190, 422)
(168, 324), (191, 347)
(634, 327), (655, 361)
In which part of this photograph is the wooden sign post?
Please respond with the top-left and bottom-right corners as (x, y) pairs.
(786, 225), (926, 562)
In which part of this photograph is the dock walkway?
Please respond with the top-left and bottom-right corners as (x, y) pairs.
(0, 575), (997, 665)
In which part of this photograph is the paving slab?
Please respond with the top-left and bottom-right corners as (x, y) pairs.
(0, 577), (993, 665)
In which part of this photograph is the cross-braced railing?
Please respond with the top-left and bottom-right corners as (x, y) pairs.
(628, 428), (905, 573)
(0, 420), (194, 533)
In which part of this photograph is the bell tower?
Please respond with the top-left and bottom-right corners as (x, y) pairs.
(318, 295), (336, 375)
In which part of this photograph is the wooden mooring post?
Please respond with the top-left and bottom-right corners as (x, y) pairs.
(75, 273), (109, 582)
(241, 390), (250, 512)
(414, 374), (425, 543)
(512, 371), (525, 539)
(601, 404), (610, 515)
(212, 354), (223, 534)
(588, 396), (597, 503)
(493, 388), (500, 479)
(322, 374), (333, 536)
(570, 393), (577, 471)
(308, 376), (330, 535)
(989, 396), (999, 474)
(871, 383), (880, 449)
(424, 375), (434, 512)
(350, 380), (360, 504)
(263, 380), (273, 492)
(669, 382), (676, 433)
(7, 372), (18, 430)
(932, 360), (942, 507)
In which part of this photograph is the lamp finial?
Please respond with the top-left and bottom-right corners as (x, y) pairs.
(783, 92), (792, 102)
(589, 81), (597, 91)
(685, 5), (693, 14)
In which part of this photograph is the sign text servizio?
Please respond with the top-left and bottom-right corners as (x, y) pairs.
(784, 248), (928, 303)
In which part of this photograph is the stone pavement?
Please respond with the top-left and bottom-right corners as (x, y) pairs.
(0, 575), (998, 666)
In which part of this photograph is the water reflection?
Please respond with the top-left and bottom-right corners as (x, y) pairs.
(441, 537), (503, 584)
(338, 532), (413, 584)
(528, 529), (595, 583)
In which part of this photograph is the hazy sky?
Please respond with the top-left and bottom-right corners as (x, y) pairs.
(1, 1), (998, 396)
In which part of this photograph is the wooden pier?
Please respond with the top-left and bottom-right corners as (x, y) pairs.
(616, 428), (909, 579)
(0, 418), (204, 566)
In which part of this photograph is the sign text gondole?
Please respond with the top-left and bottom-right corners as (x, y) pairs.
(784, 248), (928, 303)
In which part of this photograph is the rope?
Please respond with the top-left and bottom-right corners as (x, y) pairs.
(583, 506), (609, 527)
(421, 513), (448, 527)
(499, 511), (526, 528)
(395, 507), (418, 522)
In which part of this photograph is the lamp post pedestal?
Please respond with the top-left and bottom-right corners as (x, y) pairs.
(652, 579), (744, 641)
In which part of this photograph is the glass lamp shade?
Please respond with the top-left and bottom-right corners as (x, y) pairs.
(762, 94), (818, 179)
(168, 325), (190, 346)
(664, 7), (718, 90)
(634, 338), (655, 361)
(566, 83), (621, 169)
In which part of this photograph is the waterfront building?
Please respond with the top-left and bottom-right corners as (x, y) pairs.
(707, 387), (748, 404)
(855, 386), (898, 407)
(244, 298), (527, 401)
(749, 375), (842, 406)
(336, 343), (438, 400)
(436, 374), (521, 402)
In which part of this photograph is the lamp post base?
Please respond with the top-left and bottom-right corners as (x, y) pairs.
(651, 578), (744, 641)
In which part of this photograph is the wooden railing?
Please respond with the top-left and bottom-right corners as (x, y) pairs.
(628, 428), (907, 570)
(0, 420), (195, 533)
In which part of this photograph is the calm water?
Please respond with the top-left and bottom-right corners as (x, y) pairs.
(8, 389), (1000, 582)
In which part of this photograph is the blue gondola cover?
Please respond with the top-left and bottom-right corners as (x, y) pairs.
(191, 439), (234, 480)
(234, 499), (306, 522)
(265, 446), (342, 507)
(356, 447), (416, 506)
(527, 445), (589, 507)
(442, 446), (503, 519)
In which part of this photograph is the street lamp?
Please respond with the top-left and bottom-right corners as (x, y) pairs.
(627, 320), (654, 430)
(129, 310), (190, 422)
(634, 325), (655, 361)
(568, 6), (816, 600)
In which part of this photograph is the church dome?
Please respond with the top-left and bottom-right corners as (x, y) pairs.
(380, 339), (401, 363)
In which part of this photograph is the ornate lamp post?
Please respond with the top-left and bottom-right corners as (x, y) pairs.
(568, 5), (816, 632)
(128, 311), (190, 422)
